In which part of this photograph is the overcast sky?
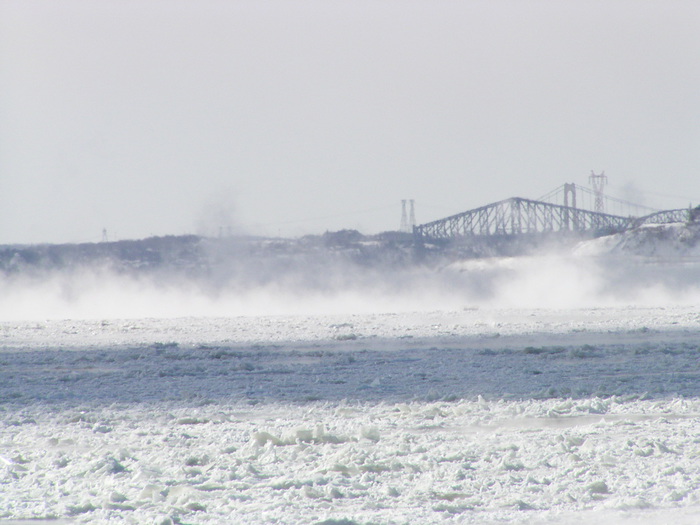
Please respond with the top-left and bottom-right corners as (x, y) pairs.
(1, 0), (698, 244)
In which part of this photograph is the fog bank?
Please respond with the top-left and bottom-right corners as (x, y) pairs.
(1, 226), (699, 321)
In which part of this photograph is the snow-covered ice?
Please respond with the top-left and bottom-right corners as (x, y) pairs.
(2, 304), (700, 524)
(4, 228), (700, 524)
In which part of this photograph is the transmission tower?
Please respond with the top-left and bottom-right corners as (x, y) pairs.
(409, 200), (416, 230)
(589, 171), (608, 213)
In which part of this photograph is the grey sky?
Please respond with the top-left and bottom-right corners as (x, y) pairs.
(1, 0), (698, 244)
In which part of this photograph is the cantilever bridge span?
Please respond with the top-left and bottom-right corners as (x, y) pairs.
(414, 193), (692, 243)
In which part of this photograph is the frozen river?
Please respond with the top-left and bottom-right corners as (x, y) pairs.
(2, 306), (700, 524)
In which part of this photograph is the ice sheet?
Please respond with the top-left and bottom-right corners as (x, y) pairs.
(2, 307), (700, 524)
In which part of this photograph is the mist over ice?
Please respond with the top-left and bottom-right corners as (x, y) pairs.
(1, 224), (700, 321)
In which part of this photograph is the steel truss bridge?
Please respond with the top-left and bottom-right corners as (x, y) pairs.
(415, 185), (693, 243)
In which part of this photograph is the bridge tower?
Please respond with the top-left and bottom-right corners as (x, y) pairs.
(400, 200), (408, 232)
(589, 171), (608, 214)
(400, 200), (416, 233)
(563, 183), (577, 231)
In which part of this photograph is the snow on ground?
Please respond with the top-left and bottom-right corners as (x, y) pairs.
(576, 222), (700, 259)
(2, 306), (700, 524)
